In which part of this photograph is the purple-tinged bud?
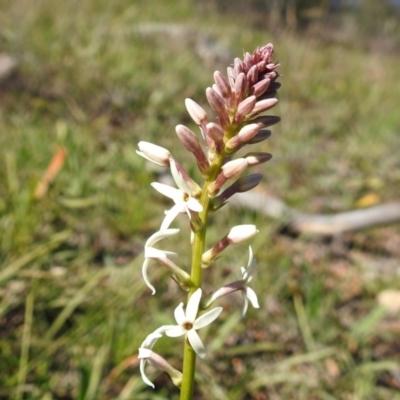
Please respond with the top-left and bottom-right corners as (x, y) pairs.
(257, 43), (274, 65)
(214, 70), (232, 100)
(234, 95), (256, 124)
(247, 129), (272, 144)
(234, 57), (244, 76)
(244, 152), (273, 166)
(212, 83), (221, 96)
(137, 141), (171, 167)
(205, 122), (224, 143)
(200, 224), (258, 267)
(250, 115), (281, 129)
(207, 158), (248, 196)
(246, 64), (259, 87)
(206, 87), (229, 127)
(175, 124), (210, 175)
(234, 73), (247, 104)
(266, 62), (277, 70)
(225, 123), (259, 152)
(210, 174), (263, 211)
(247, 98), (278, 118)
(227, 66), (235, 88)
(185, 98), (208, 126)
(227, 224), (259, 244)
(251, 78), (271, 97)
(222, 158), (248, 178)
(243, 53), (252, 70)
(257, 60), (267, 73)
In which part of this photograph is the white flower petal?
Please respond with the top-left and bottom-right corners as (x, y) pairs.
(245, 287), (259, 309)
(142, 258), (156, 295)
(160, 205), (184, 230)
(165, 325), (186, 337)
(174, 302), (186, 325)
(170, 158), (192, 194)
(241, 292), (249, 317)
(151, 182), (182, 201)
(140, 332), (162, 349)
(145, 247), (168, 258)
(186, 197), (203, 213)
(145, 229), (180, 247)
(187, 330), (207, 359)
(186, 289), (202, 323)
(138, 348), (155, 388)
(193, 307), (223, 330)
(247, 246), (254, 268)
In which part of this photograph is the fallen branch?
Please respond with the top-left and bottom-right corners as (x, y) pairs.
(158, 171), (400, 235)
(231, 187), (400, 235)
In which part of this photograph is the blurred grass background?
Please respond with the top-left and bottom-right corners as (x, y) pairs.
(1, 0), (400, 399)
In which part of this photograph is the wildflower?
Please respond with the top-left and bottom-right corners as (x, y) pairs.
(164, 289), (223, 359)
(207, 247), (259, 317)
(138, 348), (183, 388)
(143, 229), (180, 294)
(238, 246), (259, 316)
(139, 326), (182, 388)
(151, 159), (202, 230)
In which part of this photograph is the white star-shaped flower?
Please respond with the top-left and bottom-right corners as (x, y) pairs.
(151, 159), (202, 230)
(240, 246), (259, 316)
(139, 326), (180, 388)
(139, 330), (163, 388)
(164, 289), (223, 359)
(143, 229), (180, 294)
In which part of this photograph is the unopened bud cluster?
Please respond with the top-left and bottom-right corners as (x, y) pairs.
(136, 44), (281, 390)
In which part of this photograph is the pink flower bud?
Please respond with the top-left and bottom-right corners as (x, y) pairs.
(137, 141), (171, 167)
(185, 98), (208, 126)
(206, 87), (228, 127)
(235, 96), (256, 124)
(221, 158), (248, 178)
(214, 70), (231, 100)
(234, 73), (246, 104)
(225, 123), (260, 152)
(227, 66), (235, 87)
(246, 64), (259, 87)
(234, 58), (244, 76)
(248, 98), (278, 118)
(202, 224), (258, 267)
(205, 122), (224, 142)
(175, 124), (209, 175)
(251, 78), (271, 97)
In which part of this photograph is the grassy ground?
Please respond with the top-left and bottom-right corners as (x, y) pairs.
(1, 1), (400, 399)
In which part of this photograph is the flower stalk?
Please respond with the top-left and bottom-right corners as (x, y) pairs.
(136, 43), (281, 398)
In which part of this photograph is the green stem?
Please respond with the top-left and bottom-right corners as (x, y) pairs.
(179, 182), (211, 400)
(179, 142), (229, 398)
